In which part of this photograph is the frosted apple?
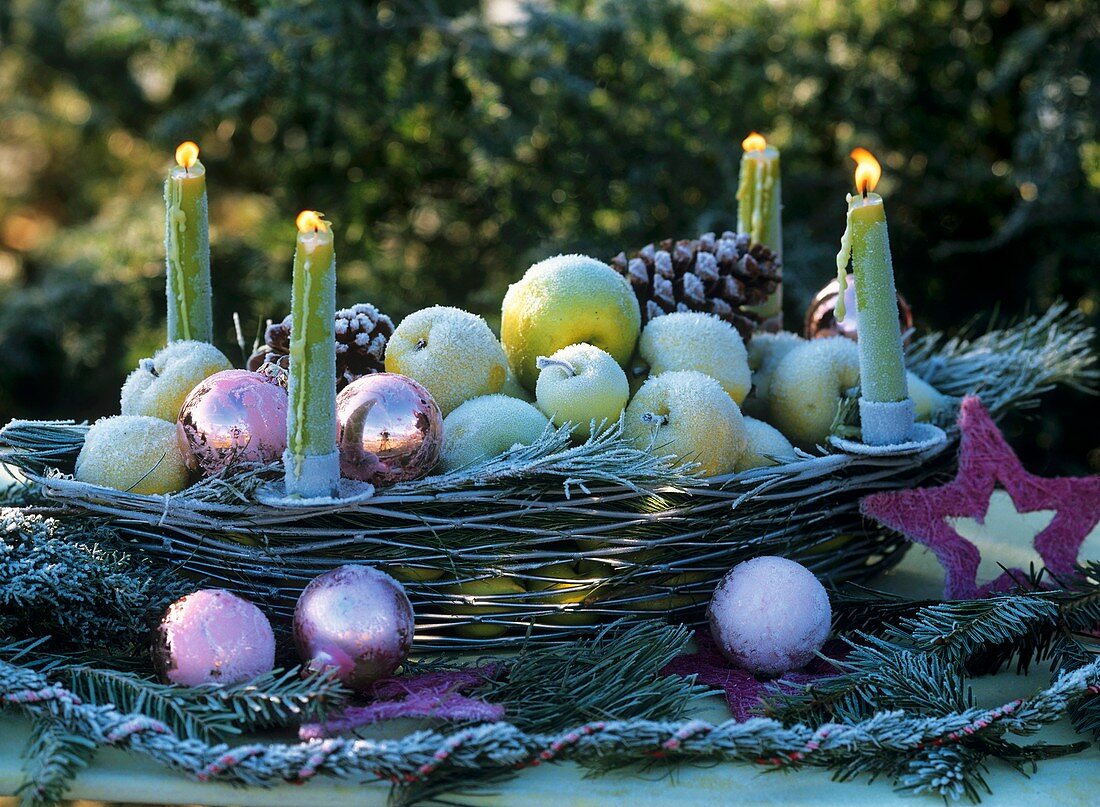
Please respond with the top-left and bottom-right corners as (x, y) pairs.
(624, 370), (747, 477)
(439, 394), (550, 471)
(385, 306), (508, 416)
(501, 254), (641, 389)
(535, 343), (629, 439)
(769, 337), (860, 447)
(907, 371), (950, 421)
(638, 312), (751, 405)
(735, 416), (797, 472)
(529, 559), (611, 626)
(121, 340), (232, 422)
(440, 576), (526, 639)
(741, 331), (805, 421)
(75, 415), (190, 495)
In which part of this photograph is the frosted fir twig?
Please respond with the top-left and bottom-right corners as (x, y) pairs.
(2, 656), (1099, 802)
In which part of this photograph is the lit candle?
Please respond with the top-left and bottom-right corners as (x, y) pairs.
(284, 210), (339, 498)
(736, 132), (782, 328)
(164, 141), (213, 343)
(834, 148), (910, 440)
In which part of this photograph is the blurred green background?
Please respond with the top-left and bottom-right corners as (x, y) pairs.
(0, 0), (1096, 471)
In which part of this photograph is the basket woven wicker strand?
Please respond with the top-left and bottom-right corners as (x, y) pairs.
(0, 305), (1095, 649)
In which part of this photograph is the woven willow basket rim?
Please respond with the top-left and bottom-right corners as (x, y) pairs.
(1, 305), (1095, 649)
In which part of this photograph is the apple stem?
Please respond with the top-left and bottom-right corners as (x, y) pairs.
(415, 338), (427, 351)
(139, 358), (159, 377)
(535, 356), (577, 377)
(641, 412), (669, 426)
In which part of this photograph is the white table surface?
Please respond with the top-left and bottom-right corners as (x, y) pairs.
(3, 491), (1100, 805)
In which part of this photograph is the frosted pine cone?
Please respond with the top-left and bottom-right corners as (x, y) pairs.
(610, 231), (781, 341)
(247, 302), (395, 390)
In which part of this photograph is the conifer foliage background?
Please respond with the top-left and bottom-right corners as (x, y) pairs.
(0, 0), (1096, 470)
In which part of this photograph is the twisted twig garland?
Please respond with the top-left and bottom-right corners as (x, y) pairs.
(3, 656), (1099, 792)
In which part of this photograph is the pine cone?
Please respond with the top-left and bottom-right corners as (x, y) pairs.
(246, 302), (395, 390)
(610, 231), (781, 341)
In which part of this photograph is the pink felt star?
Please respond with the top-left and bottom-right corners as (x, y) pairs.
(861, 395), (1100, 599)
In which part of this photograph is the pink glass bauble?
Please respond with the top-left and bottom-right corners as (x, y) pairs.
(707, 556), (831, 676)
(177, 369), (288, 477)
(293, 565), (415, 691)
(335, 373), (443, 486)
(804, 275), (913, 344)
(152, 589), (275, 686)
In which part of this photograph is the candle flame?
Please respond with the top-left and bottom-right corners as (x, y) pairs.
(296, 210), (329, 234)
(175, 141), (200, 170)
(741, 132), (767, 152)
(851, 147), (881, 195)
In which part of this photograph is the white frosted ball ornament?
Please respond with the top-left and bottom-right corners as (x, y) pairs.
(121, 340), (233, 422)
(707, 556), (832, 676)
(638, 312), (751, 405)
(152, 589), (275, 686)
(440, 394), (550, 471)
(535, 343), (629, 438)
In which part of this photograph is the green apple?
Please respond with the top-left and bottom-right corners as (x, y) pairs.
(638, 312), (751, 405)
(528, 559), (611, 626)
(535, 343), (629, 439)
(741, 331), (805, 421)
(120, 340), (232, 422)
(768, 336), (860, 448)
(734, 416), (797, 472)
(439, 394), (550, 471)
(501, 254), (641, 390)
(623, 370), (747, 477)
(907, 371), (951, 422)
(383, 565), (445, 583)
(385, 306), (508, 415)
(440, 576), (526, 639)
(501, 367), (535, 402)
(75, 415), (189, 495)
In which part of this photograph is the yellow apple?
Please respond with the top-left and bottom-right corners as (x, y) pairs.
(385, 306), (508, 416)
(439, 394), (550, 471)
(121, 341), (232, 422)
(741, 331), (805, 421)
(907, 371), (950, 422)
(535, 343), (629, 439)
(769, 337), (860, 448)
(75, 415), (190, 495)
(638, 312), (751, 404)
(501, 254), (641, 390)
(439, 576), (526, 639)
(735, 416), (797, 472)
(624, 370), (747, 477)
(528, 559), (611, 626)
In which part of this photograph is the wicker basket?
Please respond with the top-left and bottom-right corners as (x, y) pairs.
(0, 307), (1094, 650)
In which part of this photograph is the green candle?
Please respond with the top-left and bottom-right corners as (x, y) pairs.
(736, 132), (782, 327)
(164, 141), (213, 343)
(834, 148), (908, 405)
(284, 210), (339, 498)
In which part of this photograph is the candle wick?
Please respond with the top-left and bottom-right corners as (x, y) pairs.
(862, 186), (868, 199)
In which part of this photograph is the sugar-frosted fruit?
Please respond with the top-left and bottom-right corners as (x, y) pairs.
(501, 367), (535, 402)
(529, 560), (611, 626)
(742, 331), (805, 420)
(735, 417), (797, 472)
(907, 371), (950, 422)
(501, 254), (641, 389)
(769, 337), (860, 448)
(638, 312), (751, 404)
(384, 306), (508, 416)
(535, 343), (629, 439)
(121, 341), (233, 422)
(440, 577), (526, 638)
(439, 394), (550, 471)
(624, 370), (747, 477)
(75, 415), (190, 495)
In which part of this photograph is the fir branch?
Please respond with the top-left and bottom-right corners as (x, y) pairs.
(18, 718), (96, 807)
(3, 655), (1098, 805)
(479, 620), (714, 733)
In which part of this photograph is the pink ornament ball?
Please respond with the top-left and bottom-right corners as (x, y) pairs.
(152, 589), (275, 686)
(177, 369), (289, 478)
(294, 565), (415, 691)
(707, 556), (831, 676)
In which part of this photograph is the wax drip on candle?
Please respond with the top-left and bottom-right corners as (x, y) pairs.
(167, 162), (191, 339)
(834, 149), (883, 322)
